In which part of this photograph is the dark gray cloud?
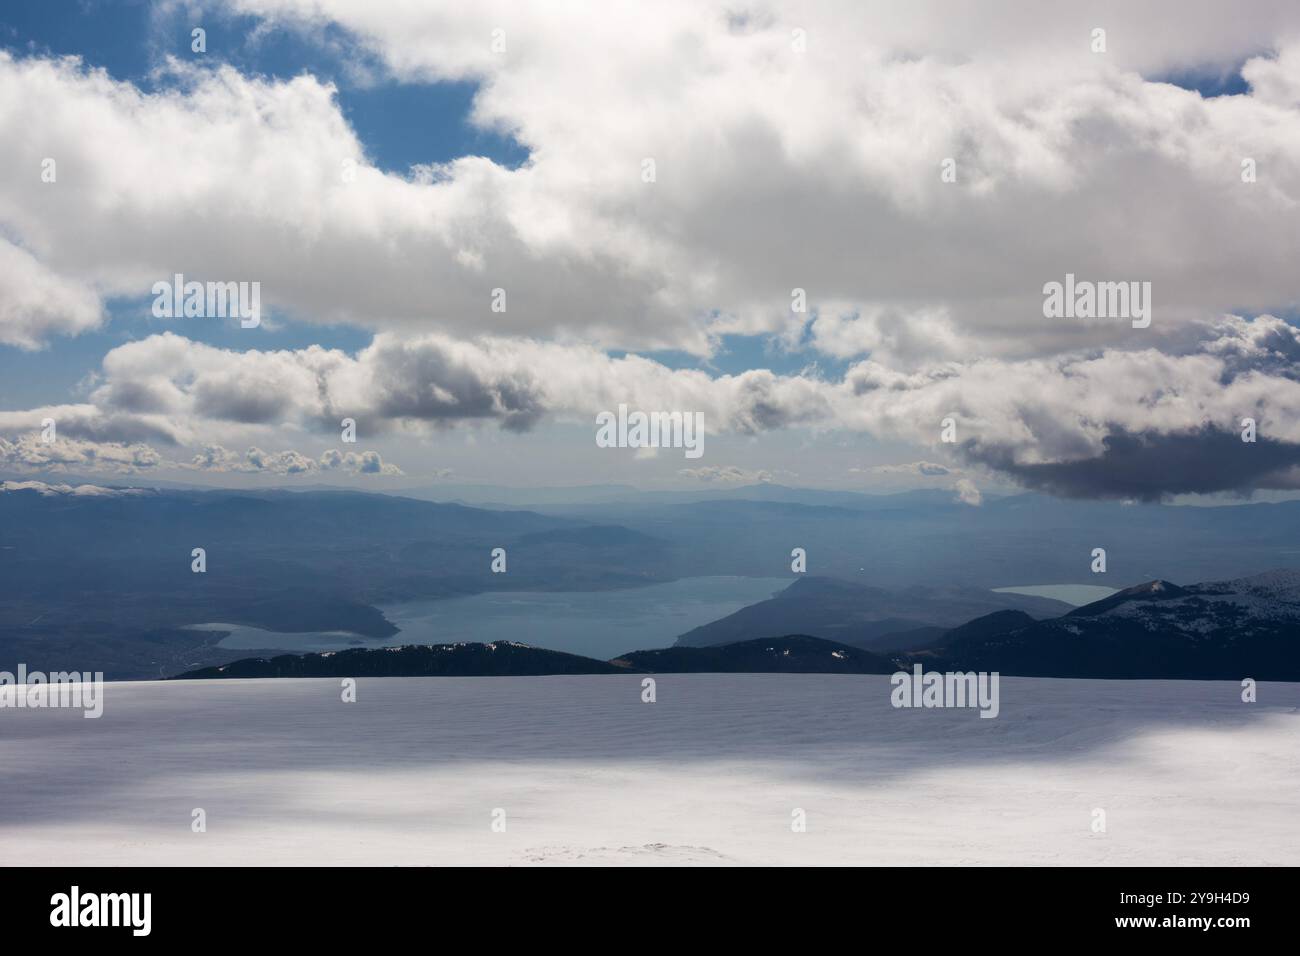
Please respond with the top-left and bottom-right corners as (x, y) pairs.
(964, 427), (1300, 500)
(367, 340), (547, 432)
(44, 412), (181, 447)
(193, 382), (296, 425)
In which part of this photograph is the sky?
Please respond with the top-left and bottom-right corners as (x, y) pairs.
(2, 0), (1300, 501)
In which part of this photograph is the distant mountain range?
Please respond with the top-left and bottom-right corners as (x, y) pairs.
(918, 569), (1300, 680)
(673, 569), (1300, 680)
(173, 569), (1300, 681)
(6, 479), (1300, 680)
(674, 576), (1073, 650)
(172, 634), (896, 679)
(0, 484), (677, 678)
(530, 487), (1300, 588)
(173, 641), (627, 679)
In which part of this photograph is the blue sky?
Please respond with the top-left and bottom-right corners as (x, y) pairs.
(0, 0), (530, 171)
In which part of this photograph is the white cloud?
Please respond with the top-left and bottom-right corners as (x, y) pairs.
(3, 312), (1300, 496)
(0, 434), (162, 473)
(1241, 43), (1300, 107)
(679, 465), (774, 484)
(0, 239), (102, 348)
(2, 7), (1300, 360)
(953, 478), (983, 506)
(868, 461), (954, 477)
(5, 4), (1300, 498)
(188, 444), (403, 475)
(319, 448), (403, 475)
(2, 312), (1295, 493)
(209, 0), (1300, 364)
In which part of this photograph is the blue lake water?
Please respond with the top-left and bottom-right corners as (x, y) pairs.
(194, 576), (792, 659)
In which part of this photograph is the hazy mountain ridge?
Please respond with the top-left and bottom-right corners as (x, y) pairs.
(674, 576), (1074, 650)
(61, 570), (1300, 682)
(174, 567), (1300, 680)
(0, 486), (677, 678)
(7, 481), (1300, 680)
(530, 489), (1300, 588)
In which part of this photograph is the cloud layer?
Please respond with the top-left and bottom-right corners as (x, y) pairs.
(4, 2), (1300, 499)
(2, 313), (1298, 497)
(3, 3), (1300, 358)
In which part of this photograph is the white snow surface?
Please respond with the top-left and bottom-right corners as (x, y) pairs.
(1086, 570), (1300, 632)
(2, 674), (1298, 866)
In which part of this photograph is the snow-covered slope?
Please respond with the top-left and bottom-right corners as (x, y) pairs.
(1079, 569), (1300, 626)
(2, 674), (1297, 866)
(937, 569), (1300, 679)
(0, 480), (151, 497)
(1068, 570), (1300, 648)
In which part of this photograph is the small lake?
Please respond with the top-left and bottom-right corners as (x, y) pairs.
(992, 584), (1118, 607)
(193, 576), (792, 659)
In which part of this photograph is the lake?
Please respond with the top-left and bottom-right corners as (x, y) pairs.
(194, 576), (792, 659)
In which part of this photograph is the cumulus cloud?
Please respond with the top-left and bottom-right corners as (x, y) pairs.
(966, 427), (1300, 499)
(5, 4), (1300, 500)
(207, 0), (1300, 361)
(0, 428), (404, 479)
(3, 5), (1300, 360)
(319, 448), (403, 475)
(74, 331), (833, 439)
(0, 239), (103, 348)
(0, 51), (703, 352)
(679, 465), (774, 484)
(953, 478), (983, 506)
(229, 0), (1300, 80)
(1, 312), (1291, 496)
(832, 315), (1300, 498)
(189, 444), (403, 475)
(0, 434), (162, 473)
(808, 307), (978, 367)
(0, 403), (185, 447)
(867, 461), (955, 477)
